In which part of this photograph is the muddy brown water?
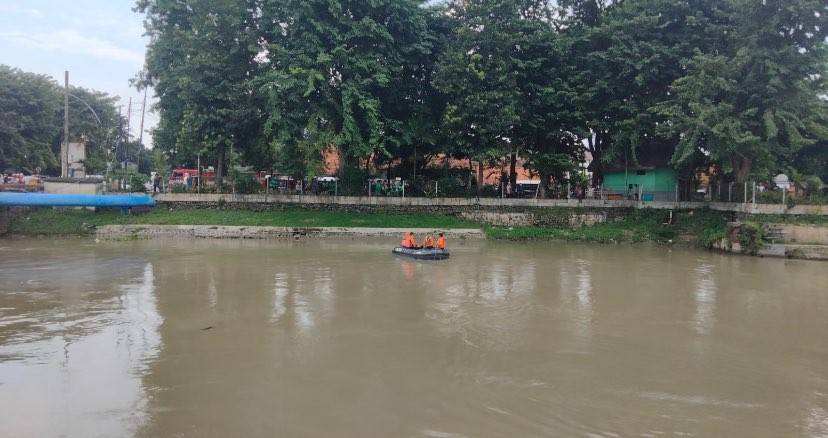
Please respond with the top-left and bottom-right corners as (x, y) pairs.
(0, 238), (826, 437)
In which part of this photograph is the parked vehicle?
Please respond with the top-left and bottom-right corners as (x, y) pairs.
(169, 168), (216, 188)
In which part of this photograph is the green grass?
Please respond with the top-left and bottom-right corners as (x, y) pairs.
(8, 207), (479, 236)
(741, 213), (828, 226)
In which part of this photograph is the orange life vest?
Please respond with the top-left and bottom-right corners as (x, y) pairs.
(401, 233), (417, 248)
(423, 235), (434, 248)
(436, 236), (446, 249)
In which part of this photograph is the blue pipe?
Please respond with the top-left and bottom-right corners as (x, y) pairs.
(0, 193), (156, 207)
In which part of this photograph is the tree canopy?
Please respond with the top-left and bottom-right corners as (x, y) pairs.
(7, 0), (821, 190)
(0, 65), (123, 175)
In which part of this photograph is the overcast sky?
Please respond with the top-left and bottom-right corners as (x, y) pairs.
(0, 0), (156, 146)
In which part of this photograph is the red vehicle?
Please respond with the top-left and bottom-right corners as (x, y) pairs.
(169, 168), (216, 187)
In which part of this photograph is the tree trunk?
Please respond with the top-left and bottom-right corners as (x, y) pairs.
(477, 161), (484, 198)
(732, 155), (752, 184)
(216, 143), (225, 189)
(509, 149), (517, 189)
(587, 133), (607, 186)
(539, 173), (548, 198)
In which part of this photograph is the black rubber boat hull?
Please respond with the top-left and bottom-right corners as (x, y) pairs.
(392, 246), (450, 260)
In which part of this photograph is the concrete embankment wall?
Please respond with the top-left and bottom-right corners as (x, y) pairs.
(156, 195), (635, 228)
(774, 224), (828, 245)
(155, 193), (828, 216)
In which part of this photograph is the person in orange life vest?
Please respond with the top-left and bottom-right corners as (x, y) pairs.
(401, 231), (418, 248)
(423, 233), (435, 249)
(435, 233), (446, 250)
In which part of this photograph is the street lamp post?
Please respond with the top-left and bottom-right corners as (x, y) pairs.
(63, 71), (69, 177)
(62, 69), (103, 177)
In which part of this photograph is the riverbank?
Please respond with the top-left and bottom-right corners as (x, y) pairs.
(95, 224), (485, 240)
(4, 205), (827, 260)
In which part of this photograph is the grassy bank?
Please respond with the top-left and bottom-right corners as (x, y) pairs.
(7, 206), (742, 249)
(7, 207), (480, 236)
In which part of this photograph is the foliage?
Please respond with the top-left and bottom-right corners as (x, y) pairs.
(0, 66), (120, 175)
(257, 0), (433, 171)
(123, 0), (828, 196)
(0, 66), (61, 173)
(656, 0), (828, 183)
(230, 172), (259, 195)
(434, 0), (522, 191)
(128, 173), (149, 193)
(738, 222), (763, 255)
(137, 0), (265, 185)
(149, 149), (169, 176)
(336, 166), (368, 196)
(674, 209), (730, 248)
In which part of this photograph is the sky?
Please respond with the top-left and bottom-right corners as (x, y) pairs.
(0, 0), (156, 147)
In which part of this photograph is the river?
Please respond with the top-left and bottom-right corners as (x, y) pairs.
(0, 238), (826, 437)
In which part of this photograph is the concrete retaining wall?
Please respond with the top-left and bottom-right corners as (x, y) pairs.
(458, 211), (610, 227)
(154, 193), (828, 215)
(773, 224), (828, 244)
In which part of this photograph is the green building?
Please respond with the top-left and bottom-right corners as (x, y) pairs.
(602, 167), (677, 201)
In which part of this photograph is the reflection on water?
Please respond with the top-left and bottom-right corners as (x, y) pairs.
(693, 263), (718, 336)
(1, 239), (827, 437)
(0, 244), (161, 438)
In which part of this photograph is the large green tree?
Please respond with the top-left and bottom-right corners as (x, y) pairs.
(434, 0), (524, 193)
(0, 65), (120, 175)
(658, 0), (828, 183)
(137, 0), (264, 185)
(258, 0), (432, 177)
(0, 66), (61, 173)
(510, 1), (584, 193)
(559, 0), (717, 185)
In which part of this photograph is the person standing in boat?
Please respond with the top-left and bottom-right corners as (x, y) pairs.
(436, 233), (446, 250)
(401, 231), (419, 248)
(423, 233), (435, 249)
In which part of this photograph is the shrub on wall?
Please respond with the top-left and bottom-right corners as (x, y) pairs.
(738, 222), (763, 255)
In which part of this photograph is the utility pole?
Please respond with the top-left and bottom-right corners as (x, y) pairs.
(138, 86), (147, 171)
(117, 105), (122, 165)
(126, 97), (132, 169)
(63, 71), (69, 177)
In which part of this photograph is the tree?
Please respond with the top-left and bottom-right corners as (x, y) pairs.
(434, 0), (524, 194)
(509, 1), (585, 192)
(658, 0), (828, 183)
(0, 66), (120, 175)
(560, 0), (716, 185)
(0, 66), (61, 173)
(258, 0), (433, 178)
(137, 0), (265, 185)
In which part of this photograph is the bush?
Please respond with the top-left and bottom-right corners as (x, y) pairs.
(337, 166), (366, 196)
(128, 173), (149, 193)
(435, 176), (475, 198)
(232, 174), (259, 194)
(738, 222), (763, 255)
(755, 190), (783, 204)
